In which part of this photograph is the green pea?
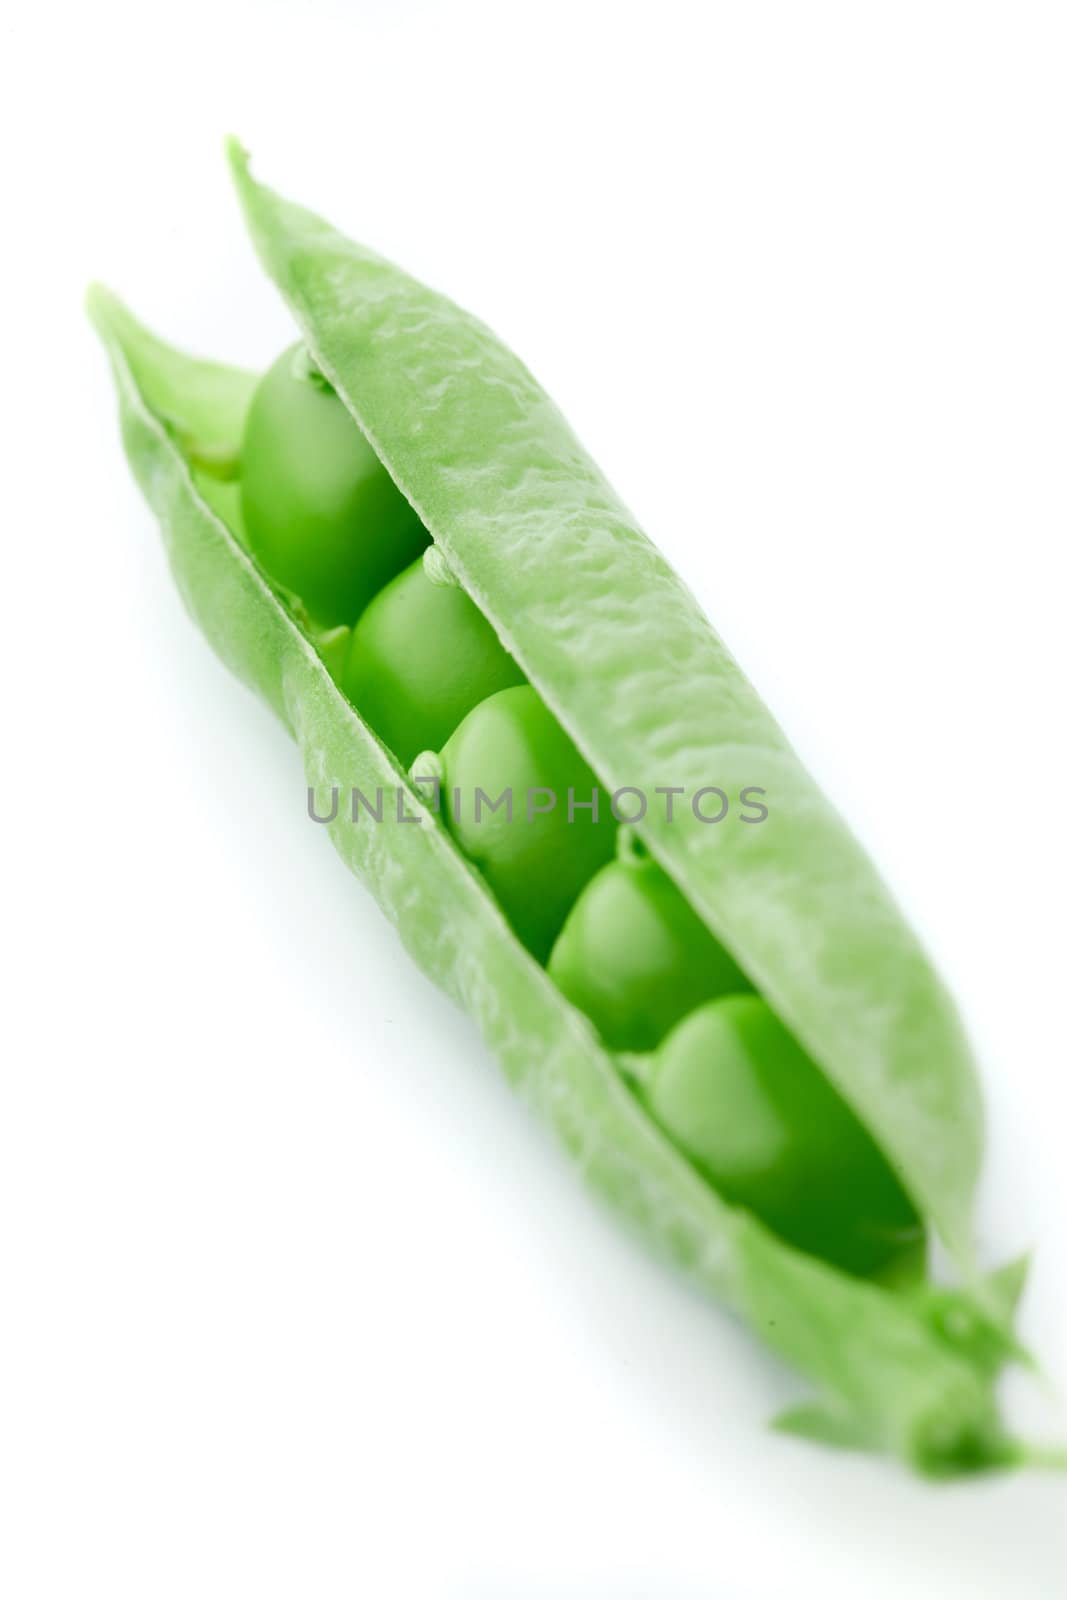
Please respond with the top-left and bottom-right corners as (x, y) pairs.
(645, 995), (922, 1276)
(436, 685), (616, 960)
(343, 551), (525, 767)
(547, 841), (752, 1050)
(240, 345), (429, 624)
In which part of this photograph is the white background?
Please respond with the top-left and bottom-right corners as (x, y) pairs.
(3, 2), (1067, 1595)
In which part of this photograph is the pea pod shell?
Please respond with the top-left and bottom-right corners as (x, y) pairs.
(89, 283), (1016, 1473)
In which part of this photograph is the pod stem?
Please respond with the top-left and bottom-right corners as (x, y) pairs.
(615, 1049), (655, 1089)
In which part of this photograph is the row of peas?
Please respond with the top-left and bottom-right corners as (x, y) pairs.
(239, 345), (921, 1279)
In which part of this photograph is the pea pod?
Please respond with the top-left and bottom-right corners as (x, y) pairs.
(87, 146), (1048, 1475)
(224, 142), (984, 1269)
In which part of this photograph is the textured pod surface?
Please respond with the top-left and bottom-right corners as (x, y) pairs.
(227, 145), (983, 1268)
(89, 284), (1018, 1473)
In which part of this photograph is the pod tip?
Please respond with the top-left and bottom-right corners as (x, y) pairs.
(224, 135), (250, 179)
(85, 281), (120, 334)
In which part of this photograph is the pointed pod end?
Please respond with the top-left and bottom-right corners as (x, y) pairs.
(772, 1401), (872, 1453)
(988, 1249), (1033, 1318)
(225, 138), (268, 237)
(85, 281), (120, 334)
(224, 134), (251, 181)
(84, 286), (148, 367)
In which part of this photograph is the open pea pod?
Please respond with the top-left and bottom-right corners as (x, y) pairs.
(87, 149), (1042, 1475)
(224, 143), (985, 1269)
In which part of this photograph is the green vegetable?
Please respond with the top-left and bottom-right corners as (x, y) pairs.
(241, 343), (428, 624)
(431, 684), (616, 961)
(227, 145), (984, 1274)
(343, 549), (525, 766)
(548, 833), (752, 1050)
(640, 995), (922, 1277)
(86, 141), (1054, 1476)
